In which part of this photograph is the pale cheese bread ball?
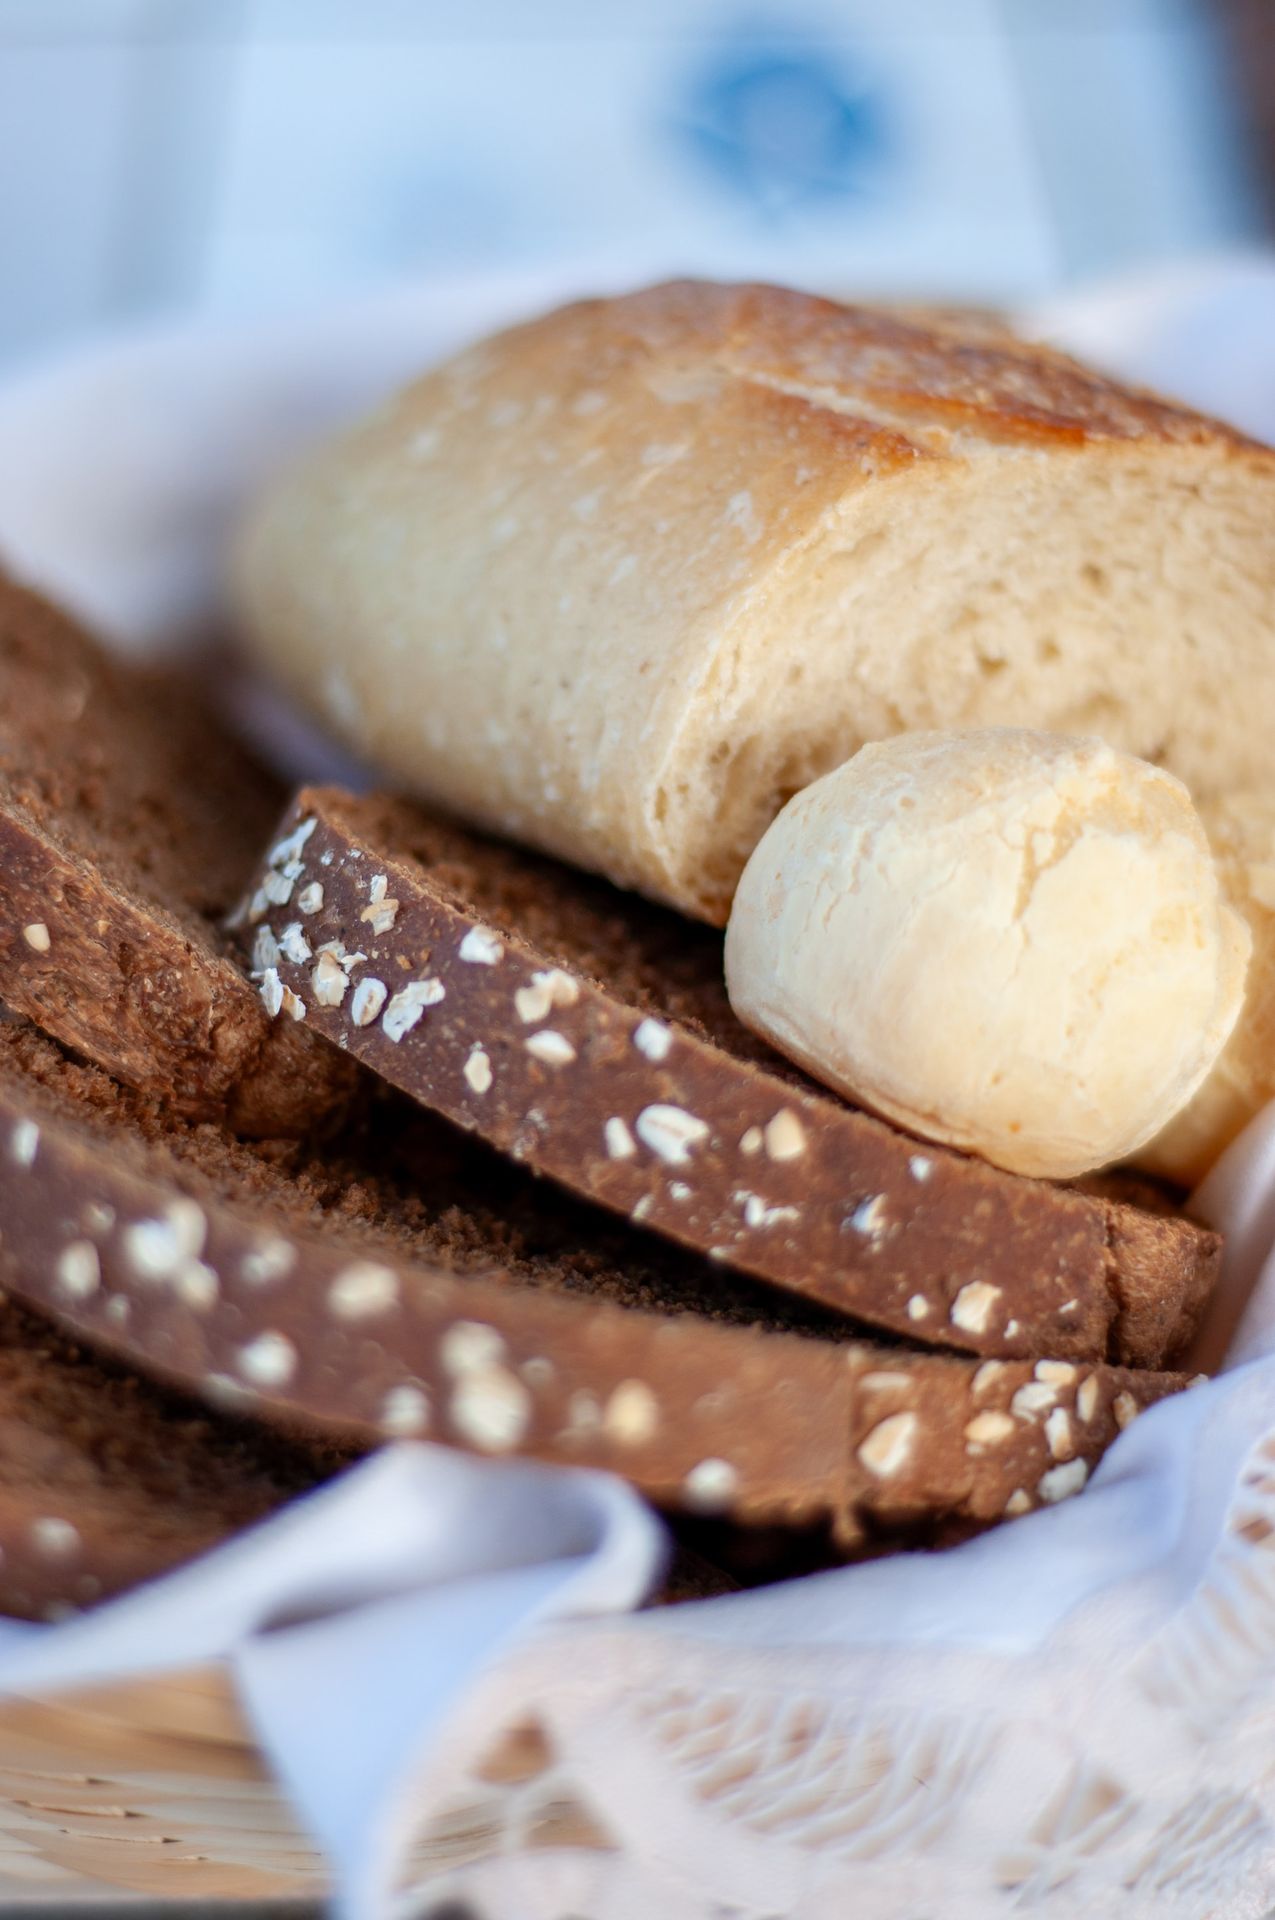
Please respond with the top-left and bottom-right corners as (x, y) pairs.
(725, 729), (1250, 1180)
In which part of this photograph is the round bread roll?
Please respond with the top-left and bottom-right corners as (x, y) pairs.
(724, 730), (1250, 1180)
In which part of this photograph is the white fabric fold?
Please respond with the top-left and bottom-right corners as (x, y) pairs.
(0, 1448), (664, 1917)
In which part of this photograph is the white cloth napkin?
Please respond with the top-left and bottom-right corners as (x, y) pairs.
(0, 257), (1273, 1919)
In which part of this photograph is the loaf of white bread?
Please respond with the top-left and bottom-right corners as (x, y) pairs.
(233, 280), (1275, 1178)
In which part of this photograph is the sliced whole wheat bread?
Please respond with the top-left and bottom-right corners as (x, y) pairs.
(0, 574), (354, 1134)
(0, 1018), (1185, 1543)
(0, 1293), (332, 1620)
(232, 786), (1219, 1367)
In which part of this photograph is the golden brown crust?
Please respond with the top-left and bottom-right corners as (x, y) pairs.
(510, 279), (1264, 452)
(235, 279), (1275, 924)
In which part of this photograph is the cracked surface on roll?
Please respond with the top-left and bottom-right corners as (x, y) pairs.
(725, 729), (1250, 1179)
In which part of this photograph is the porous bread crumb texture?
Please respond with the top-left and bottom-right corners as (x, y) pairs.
(234, 786), (1220, 1367)
(0, 576), (279, 914)
(682, 437), (1275, 922)
(0, 1289), (334, 1621)
(0, 571), (355, 1134)
(0, 1017), (1187, 1541)
(0, 1014), (848, 1341)
(232, 279), (1275, 925)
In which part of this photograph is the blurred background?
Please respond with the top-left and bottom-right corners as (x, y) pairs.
(0, 0), (1271, 371)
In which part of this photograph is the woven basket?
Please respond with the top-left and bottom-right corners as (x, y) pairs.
(0, 1667), (324, 1903)
(0, 1668), (557, 1908)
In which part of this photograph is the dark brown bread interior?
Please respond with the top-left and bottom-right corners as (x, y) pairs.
(0, 573), (354, 1133)
(0, 1015), (842, 1339)
(233, 786), (1219, 1366)
(0, 1018), (1185, 1542)
(0, 1291), (333, 1621)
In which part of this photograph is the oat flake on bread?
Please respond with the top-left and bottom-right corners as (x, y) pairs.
(232, 279), (1275, 926)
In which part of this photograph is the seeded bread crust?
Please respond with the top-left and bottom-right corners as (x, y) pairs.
(0, 1294), (331, 1621)
(0, 573), (354, 1134)
(0, 1019), (1186, 1542)
(233, 787), (1219, 1367)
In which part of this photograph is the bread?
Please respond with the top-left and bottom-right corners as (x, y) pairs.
(0, 1294), (330, 1621)
(0, 1017), (1185, 1542)
(724, 731), (1249, 1179)
(0, 572), (354, 1133)
(232, 279), (1275, 926)
(1143, 788), (1275, 1183)
(232, 785), (1220, 1366)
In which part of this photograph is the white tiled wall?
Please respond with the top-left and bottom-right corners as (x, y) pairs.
(0, 0), (1262, 368)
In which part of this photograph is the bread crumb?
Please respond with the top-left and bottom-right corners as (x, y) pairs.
(236, 1331), (298, 1389)
(633, 1017), (673, 1063)
(328, 1260), (399, 1320)
(965, 1410), (1014, 1446)
(764, 1108), (806, 1161)
(380, 1384), (431, 1436)
(950, 1281), (1001, 1335)
(604, 1379), (659, 1445)
(525, 1029), (576, 1066)
(451, 1365), (531, 1452)
(857, 1412), (918, 1477)
(636, 1104), (709, 1165)
(351, 977), (388, 1027)
(56, 1240), (100, 1300)
(1038, 1458), (1088, 1503)
(459, 925), (504, 966)
(682, 1457), (738, 1512)
(383, 977), (445, 1041)
(464, 1045), (494, 1094)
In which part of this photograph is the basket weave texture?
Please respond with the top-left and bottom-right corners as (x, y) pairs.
(0, 1666), (324, 1901)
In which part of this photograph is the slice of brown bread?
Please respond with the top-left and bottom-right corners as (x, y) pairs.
(0, 1017), (1186, 1542)
(0, 574), (354, 1134)
(231, 787), (1219, 1367)
(0, 1293), (332, 1621)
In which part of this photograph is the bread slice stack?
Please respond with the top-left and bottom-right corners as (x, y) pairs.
(0, 1011), (1183, 1574)
(0, 579), (1202, 1616)
(4, 267), (1261, 1615)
